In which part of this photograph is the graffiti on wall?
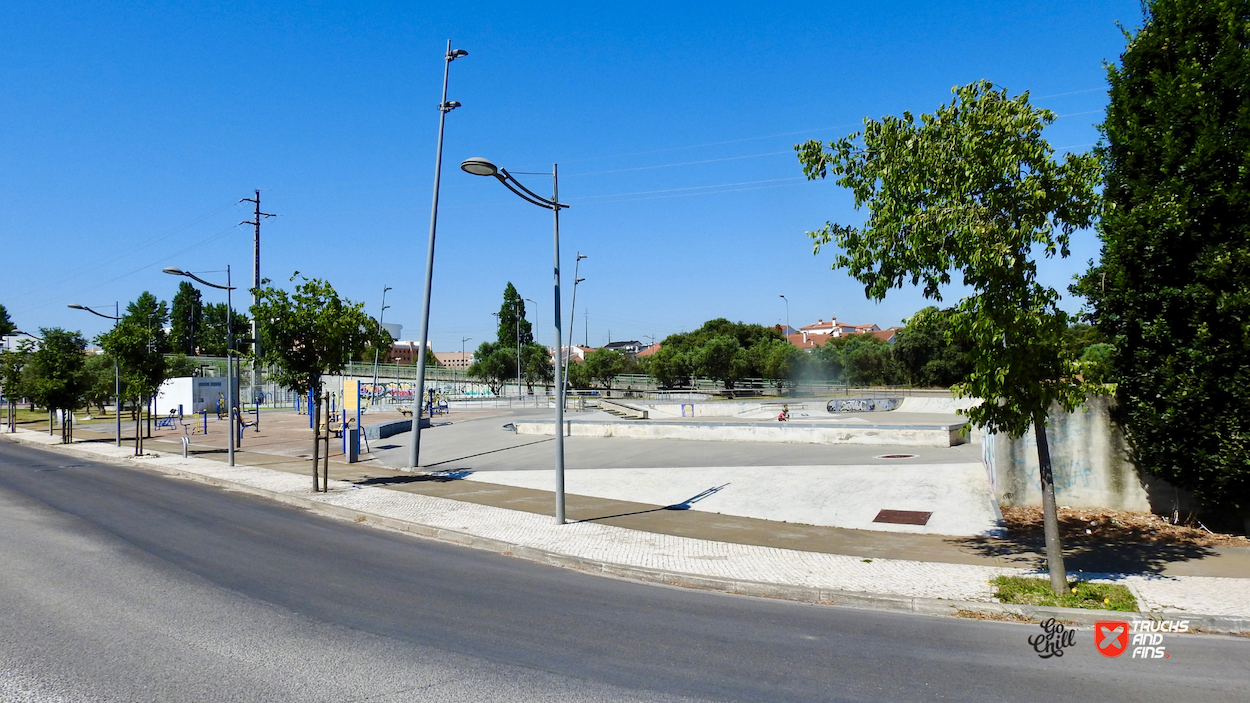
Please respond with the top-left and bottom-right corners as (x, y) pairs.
(827, 397), (899, 413)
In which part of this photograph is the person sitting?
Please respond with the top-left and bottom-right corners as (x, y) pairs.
(778, 404), (790, 422)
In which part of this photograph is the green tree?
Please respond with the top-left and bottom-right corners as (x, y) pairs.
(520, 342), (553, 393)
(746, 338), (801, 388)
(0, 304), (14, 337)
(497, 283), (534, 347)
(169, 281), (203, 355)
(695, 335), (746, 389)
(198, 302), (249, 357)
(466, 341), (514, 396)
(99, 292), (171, 453)
(647, 345), (693, 389)
(1, 342), (31, 430)
(83, 353), (120, 415)
(797, 80), (1099, 593)
(892, 307), (974, 387)
(28, 328), (89, 443)
(583, 348), (627, 389)
(253, 275), (389, 491)
(839, 335), (904, 387)
(565, 361), (592, 390)
(1077, 0), (1250, 520)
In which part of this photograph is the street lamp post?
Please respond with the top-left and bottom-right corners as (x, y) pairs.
(565, 253), (586, 399)
(164, 266), (236, 466)
(371, 285), (392, 403)
(524, 297), (537, 398)
(779, 294), (789, 330)
(407, 41), (467, 471)
(460, 156), (570, 524)
(460, 336), (471, 395)
(67, 303), (122, 447)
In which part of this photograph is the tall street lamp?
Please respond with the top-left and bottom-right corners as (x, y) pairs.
(524, 297), (537, 397)
(461, 156), (570, 524)
(67, 302), (122, 447)
(565, 253), (586, 395)
(164, 266), (237, 466)
(407, 41), (468, 470)
(779, 294), (789, 330)
(371, 285), (392, 403)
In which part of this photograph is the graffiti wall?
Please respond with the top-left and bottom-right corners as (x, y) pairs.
(826, 397), (900, 413)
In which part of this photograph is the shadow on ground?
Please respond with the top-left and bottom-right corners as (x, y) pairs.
(950, 525), (1218, 574)
(354, 470), (475, 487)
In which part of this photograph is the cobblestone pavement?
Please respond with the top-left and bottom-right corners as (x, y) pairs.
(6, 428), (1250, 619)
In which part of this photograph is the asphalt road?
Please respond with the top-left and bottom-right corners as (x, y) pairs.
(1, 440), (1247, 703)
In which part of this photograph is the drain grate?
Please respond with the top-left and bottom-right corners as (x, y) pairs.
(875, 453), (917, 459)
(873, 509), (933, 525)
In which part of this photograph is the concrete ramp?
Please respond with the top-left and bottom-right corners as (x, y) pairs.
(896, 396), (981, 414)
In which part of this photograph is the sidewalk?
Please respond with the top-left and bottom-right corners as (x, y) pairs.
(5, 426), (1249, 632)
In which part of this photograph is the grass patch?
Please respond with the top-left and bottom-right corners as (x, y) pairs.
(954, 608), (1031, 623)
(991, 576), (1137, 612)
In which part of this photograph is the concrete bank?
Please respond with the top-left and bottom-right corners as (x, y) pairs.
(514, 418), (968, 447)
(4, 429), (1247, 633)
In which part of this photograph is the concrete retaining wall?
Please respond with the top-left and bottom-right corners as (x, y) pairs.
(515, 419), (966, 447)
(987, 394), (1191, 513)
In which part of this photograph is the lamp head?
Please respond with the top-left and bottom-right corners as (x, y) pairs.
(163, 267), (186, 276)
(577, 254), (587, 261)
(67, 304), (85, 310)
(449, 48), (468, 60)
(461, 157), (499, 177)
(575, 278), (585, 284)
(441, 101), (461, 112)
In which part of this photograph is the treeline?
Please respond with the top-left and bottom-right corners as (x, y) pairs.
(561, 311), (1111, 391)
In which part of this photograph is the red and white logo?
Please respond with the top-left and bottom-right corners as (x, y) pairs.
(1096, 621), (1129, 658)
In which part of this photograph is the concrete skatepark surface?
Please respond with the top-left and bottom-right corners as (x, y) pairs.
(369, 407), (1002, 536)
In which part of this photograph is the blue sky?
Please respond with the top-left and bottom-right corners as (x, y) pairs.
(1, 1), (1141, 352)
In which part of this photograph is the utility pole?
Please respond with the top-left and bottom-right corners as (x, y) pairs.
(371, 286), (392, 404)
(584, 309), (588, 347)
(240, 190), (274, 423)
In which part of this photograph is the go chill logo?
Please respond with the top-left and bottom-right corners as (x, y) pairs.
(1096, 620), (1187, 659)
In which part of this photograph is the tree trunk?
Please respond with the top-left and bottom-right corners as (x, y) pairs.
(134, 400), (142, 456)
(1035, 410), (1068, 594)
(311, 388), (322, 492)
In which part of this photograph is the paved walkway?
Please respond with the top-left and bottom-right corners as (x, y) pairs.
(5, 426), (1249, 627)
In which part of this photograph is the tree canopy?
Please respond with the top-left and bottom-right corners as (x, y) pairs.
(496, 282), (534, 347)
(1077, 0), (1250, 515)
(797, 79), (1101, 592)
(169, 281), (203, 355)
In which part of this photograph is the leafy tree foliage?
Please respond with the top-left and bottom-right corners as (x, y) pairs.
(0, 304), (14, 337)
(28, 328), (89, 442)
(198, 302), (250, 357)
(1, 341), (31, 430)
(797, 80), (1100, 592)
(169, 281), (203, 355)
(520, 342), (553, 392)
(83, 353), (119, 414)
(496, 282), (534, 347)
(1077, 0), (1250, 515)
(98, 292), (171, 453)
(565, 361), (593, 390)
(648, 319), (786, 389)
(892, 307), (973, 387)
(467, 341), (514, 395)
(253, 275), (389, 490)
(583, 348), (627, 389)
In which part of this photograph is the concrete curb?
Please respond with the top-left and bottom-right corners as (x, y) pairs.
(5, 432), (1247, 634)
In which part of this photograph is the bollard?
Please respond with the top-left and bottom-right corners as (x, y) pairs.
(347, 428), (359, 463)
(181, 436), (189, 458)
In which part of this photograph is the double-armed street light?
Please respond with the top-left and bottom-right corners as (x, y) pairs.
(407, 41), (468, 471)
(163, 266), (237, 467)
(67, 303), (122, 447)
(460, 156), (571, 524)
(371, 285), (392, 402)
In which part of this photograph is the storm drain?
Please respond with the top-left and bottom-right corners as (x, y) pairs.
(875, 453), (917, 459)
(873, 509), (933, 526)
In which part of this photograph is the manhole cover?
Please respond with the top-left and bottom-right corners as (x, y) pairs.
(873, 509), (932, 526)
(875, 454), (917, 459)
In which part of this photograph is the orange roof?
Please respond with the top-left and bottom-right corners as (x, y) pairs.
(787, 333), (832, 350)
(636, 343), (661, 357)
